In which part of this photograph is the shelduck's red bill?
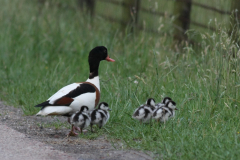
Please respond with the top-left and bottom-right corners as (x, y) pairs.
(105, 56), (115, 62)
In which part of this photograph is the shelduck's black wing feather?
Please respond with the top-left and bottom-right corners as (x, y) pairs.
(35, 100), (50, 107)
(63, 83), (96, 98)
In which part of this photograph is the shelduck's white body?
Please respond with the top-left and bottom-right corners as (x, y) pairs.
(49, 77), (100, 102)
(36, 77), (100, 116)
(35, 82), (100, 116)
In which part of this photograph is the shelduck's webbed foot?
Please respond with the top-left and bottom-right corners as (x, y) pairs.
(67, 131), (78, 137)
(73, 126), (81, 131)
(67, 125), (79, 136)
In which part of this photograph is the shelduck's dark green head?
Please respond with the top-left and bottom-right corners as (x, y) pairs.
(88, 46), (115, 63)
(88, 46), (115, 79)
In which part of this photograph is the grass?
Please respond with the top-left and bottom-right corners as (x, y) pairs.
(0, 0), (240, 159)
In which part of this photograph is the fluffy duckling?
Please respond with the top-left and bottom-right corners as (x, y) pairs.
(90, 102), (111, 132)
(155, 97), (172, 108)
(132, 98), (156, 123)
(165, 100), (178, 118)
(153, 100), (177, 123)
(69, 106), (91, 136)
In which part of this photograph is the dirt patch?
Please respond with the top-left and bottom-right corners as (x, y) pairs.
(0, 101), (152, 160)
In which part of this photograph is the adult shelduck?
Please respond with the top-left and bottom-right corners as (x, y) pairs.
(35, 46), (115, 135)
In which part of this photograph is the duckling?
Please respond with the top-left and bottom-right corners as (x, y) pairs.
(152, 106), (171, 123)
(146, 98), (156, 111)
(166, 100), (177, 118)
(132, 98), (156, 123)
(90, 102), (111, 132)
(155, 97), (172, 108)
(153, 100), (177, 123)
(69, 105), (91, 136)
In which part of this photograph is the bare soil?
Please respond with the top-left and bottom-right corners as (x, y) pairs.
(0, 101), (152, 160)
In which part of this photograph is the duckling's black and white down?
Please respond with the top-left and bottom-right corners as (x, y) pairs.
(152, 100), (177, 123)
(155, 97), (172, 108)
(90, 102), (111, 132)
(69, 106), (91, 136)
(132, 98), (156, 123)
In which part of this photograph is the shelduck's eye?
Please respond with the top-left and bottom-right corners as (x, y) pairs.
(104, 50), (107, 53)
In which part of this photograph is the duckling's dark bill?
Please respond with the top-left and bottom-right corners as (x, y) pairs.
(106, 56), (115, 62)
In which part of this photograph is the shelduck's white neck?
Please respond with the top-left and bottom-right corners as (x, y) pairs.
(86, 76), (100, 91)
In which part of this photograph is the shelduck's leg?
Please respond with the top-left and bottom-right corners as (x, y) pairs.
(150, 117), (152, 126)
(68, 117), (71, 123)
(157, 119), (163, 127)
(99, 123), (103, 129)
(74, 126), (81, 131)
(82, 129), (88, 133)
(77, 126), (87, 133)
(67, 117), (80, 136)
(67, 125), (79, 136)
(90, 124), (94, 133)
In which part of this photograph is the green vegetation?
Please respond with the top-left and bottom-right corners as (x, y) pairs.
(0, 0), (239, 159)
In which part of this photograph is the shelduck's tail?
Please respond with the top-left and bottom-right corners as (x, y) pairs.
(36, 106), (73, 116)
